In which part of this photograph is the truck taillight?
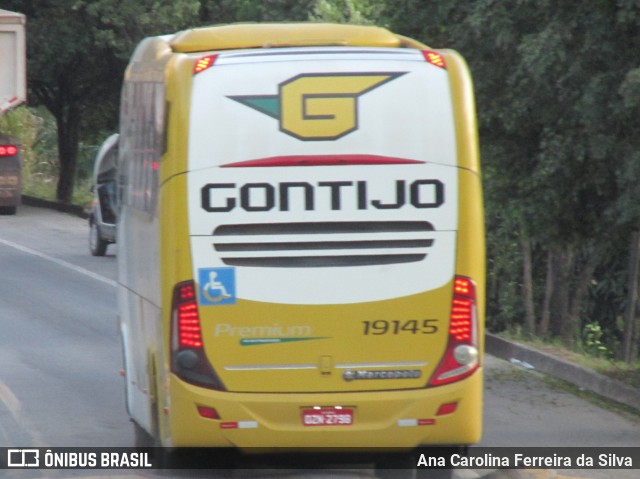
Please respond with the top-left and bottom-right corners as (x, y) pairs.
(171, 281), (225, 390)
(428, 276), (480, 387)
(0, 145), (18, 157)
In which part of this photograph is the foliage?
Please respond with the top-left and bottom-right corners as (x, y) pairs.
(0, 106), (57, 186)
(198, 0), (314, 23)
(310, 0), (385, 23)
(380, 0), (640, 359)
(582, 323), (611, 359)
(4, 0), (640, 361)
(2, 0), (202, 202)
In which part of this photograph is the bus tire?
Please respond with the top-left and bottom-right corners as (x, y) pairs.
(133, 420), (177, 469)
(375, 452), (454, 479)
(89, 219), (108, 256)
(420, 469), (453, 479)
(0, 206), (16, 215)
(132, 419), (155, 447)
(375, 452), (417, 479)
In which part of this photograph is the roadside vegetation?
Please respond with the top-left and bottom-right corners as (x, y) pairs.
(499, 331), (640, 390)
(0, 106), (95, 207)
(1, 0), (639, 373)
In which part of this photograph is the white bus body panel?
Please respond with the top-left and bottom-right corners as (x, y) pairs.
(187, 49), (458, 305)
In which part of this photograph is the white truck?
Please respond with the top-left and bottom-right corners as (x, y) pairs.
(0, 9), (26, 214)
(0, 9), (26, 113)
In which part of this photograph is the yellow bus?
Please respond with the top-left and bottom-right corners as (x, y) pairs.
(117, 22), (484, 466)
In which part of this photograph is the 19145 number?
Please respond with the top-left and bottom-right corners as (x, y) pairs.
(362, 319), (438, 335)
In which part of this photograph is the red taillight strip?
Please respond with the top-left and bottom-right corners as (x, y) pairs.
(428, 276), (479, 387)
(422, 50), (446, 69)
(175, 283), (203, 348)
(171, 280), (227, 391)
(450, 276), (475, 342)
(194, 54), (218, 75)
(450, 297), (473, 341)
(221, 155), (425, 168)
(178, 303), (202, 348)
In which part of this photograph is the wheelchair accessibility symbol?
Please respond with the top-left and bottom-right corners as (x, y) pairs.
(199, 267), (236, 305)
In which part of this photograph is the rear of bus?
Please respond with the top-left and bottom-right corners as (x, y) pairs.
(162, 25), (484, 449)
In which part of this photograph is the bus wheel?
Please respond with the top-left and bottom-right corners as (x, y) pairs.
(0, 206), (16, 215)
(132, 419), (155, 447)
(375, 452), (454, 479)
(133, 419), (176, 468)
(89, 220), (108, 256)
(375, 452), (416, 479)
(420, 469), (453, 479)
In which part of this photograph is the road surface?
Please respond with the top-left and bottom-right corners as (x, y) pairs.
(0, 205), (638, 478)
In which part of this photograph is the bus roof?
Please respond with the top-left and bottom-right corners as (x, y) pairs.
(169, 23), (414, 53)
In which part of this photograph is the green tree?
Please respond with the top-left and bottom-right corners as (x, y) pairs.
(384, 1), (640, 359)
(310, 0), (385, 23)
(7, 0), (639, 359)
(467, 1), (639, 356)
(198, 0), (313, 23)
(4, 0), (200, 203)
(612, 0), (640, 363)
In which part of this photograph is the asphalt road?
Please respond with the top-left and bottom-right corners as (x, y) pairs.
(0, 205), (638, 479)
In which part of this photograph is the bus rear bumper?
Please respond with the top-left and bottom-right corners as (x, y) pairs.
(164, 368), (482, 449)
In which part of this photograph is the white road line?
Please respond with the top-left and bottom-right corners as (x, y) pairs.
(0, 381), (18, 454)
(0, 378), (21, 415)
(0, 238), (117, 288)
(0, 377), (50, 451)
(0, 238), (106, 451)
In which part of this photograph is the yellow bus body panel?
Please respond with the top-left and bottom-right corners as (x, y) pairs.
(168, 369), (483, 448)
(170, 23), (403, 52)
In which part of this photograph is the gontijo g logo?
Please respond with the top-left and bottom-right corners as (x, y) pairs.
(229, 72), (406, 141)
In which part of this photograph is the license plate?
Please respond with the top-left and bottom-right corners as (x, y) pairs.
(301, 407), (354, 426)
(0, 176), (18, 186)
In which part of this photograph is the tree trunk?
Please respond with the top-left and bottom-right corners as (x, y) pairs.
(621, 231), (640, 363)
(539, 250), (553, 337)
(521, 235), (536, 338)
(633, 305), (640, 363)
(54, 83), (80, 204)
(546, 247), (574, 345)
(568, 251), (598, 346)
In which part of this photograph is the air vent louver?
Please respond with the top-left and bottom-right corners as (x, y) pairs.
(212, 221), (434, 268)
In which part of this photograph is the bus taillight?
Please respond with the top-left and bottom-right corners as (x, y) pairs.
(421, 50), (446, 69)
(193, 54), (218, 75)
(171, 280), (226, 390)
(175, 282), (202, 348)
(428, 276), (480, 387)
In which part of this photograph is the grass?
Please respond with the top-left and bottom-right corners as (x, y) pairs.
(23, 175), (93, 209)
(486, 344), (640, 421)
(495, 331), (640, 390)
(540, 373), (640, 422)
